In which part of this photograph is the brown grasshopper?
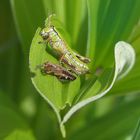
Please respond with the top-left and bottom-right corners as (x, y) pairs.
(40, 61), (76, 81)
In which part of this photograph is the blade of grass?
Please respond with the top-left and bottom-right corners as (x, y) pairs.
(86, 0), (100, 67)
(65, 0), (87, 47)
(69, 97), (140, 140)
(4, 130), (36, 140)
(10, 0), (46, 53)
(132, 119), (140, 140)
(95, 0), (140, 67)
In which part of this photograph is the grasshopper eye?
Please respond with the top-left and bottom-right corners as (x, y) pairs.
(40, 30), (49, 40)
(40, 30), (44, 36)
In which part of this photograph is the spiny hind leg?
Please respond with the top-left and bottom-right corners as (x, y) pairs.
(73, 52), (91, 63)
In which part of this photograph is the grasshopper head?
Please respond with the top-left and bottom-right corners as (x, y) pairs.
(40, 26), (53, 40)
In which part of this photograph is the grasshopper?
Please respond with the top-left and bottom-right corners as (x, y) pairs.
(40, 14), (91, 76)
(40, 61), (76, 81)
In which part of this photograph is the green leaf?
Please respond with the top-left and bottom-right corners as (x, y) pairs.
(10, 0), (46, 52)
(42, 0), (65, 24)
(64, 0), (87, 46)
(109, 54), (140, 95)
(0, 91), (35, 139)
(110, 20), (140, 96)
(0, 106), (28, 139)
(29, 27), (80, 137)
(34, 102), (59, 140)
(0, 91), (15, 108)
(29, 27), (80, 109)
(87, 0), (140, 68)
(86, 0), (100, 66)
(132, 119), (140, 140)
(128, 20), (140, 44)
(4, 130), (36, 140)
(69, 97), (140, 140)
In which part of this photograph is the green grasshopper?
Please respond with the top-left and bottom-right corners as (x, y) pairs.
(40, 14), (90, 78)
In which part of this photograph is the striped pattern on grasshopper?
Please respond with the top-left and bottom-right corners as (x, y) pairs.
(40, 14), (91, 76)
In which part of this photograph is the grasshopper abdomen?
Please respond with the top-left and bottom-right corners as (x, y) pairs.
(60, 52), (90, 75)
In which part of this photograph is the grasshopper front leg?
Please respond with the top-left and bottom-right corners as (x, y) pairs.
(59, 55), (65, 64)
(73, 52), (91, 63)
(38, 37), (52, 45)
(38, 41), (45, 44)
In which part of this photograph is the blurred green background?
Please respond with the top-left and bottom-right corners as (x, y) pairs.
(0, 0), (140, 140)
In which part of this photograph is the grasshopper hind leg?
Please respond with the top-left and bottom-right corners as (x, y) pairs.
(73, 52), (91, 63)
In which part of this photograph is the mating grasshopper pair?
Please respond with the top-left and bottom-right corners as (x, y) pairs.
(39, 15), (91, 81)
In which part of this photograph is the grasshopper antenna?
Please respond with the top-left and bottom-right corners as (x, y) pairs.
(35, 61), (50, 70)
(45, 10), (53, 27)
(45, 9), (56, 27)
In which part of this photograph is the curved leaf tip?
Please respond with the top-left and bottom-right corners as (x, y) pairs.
(115, 41), (135, 80)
